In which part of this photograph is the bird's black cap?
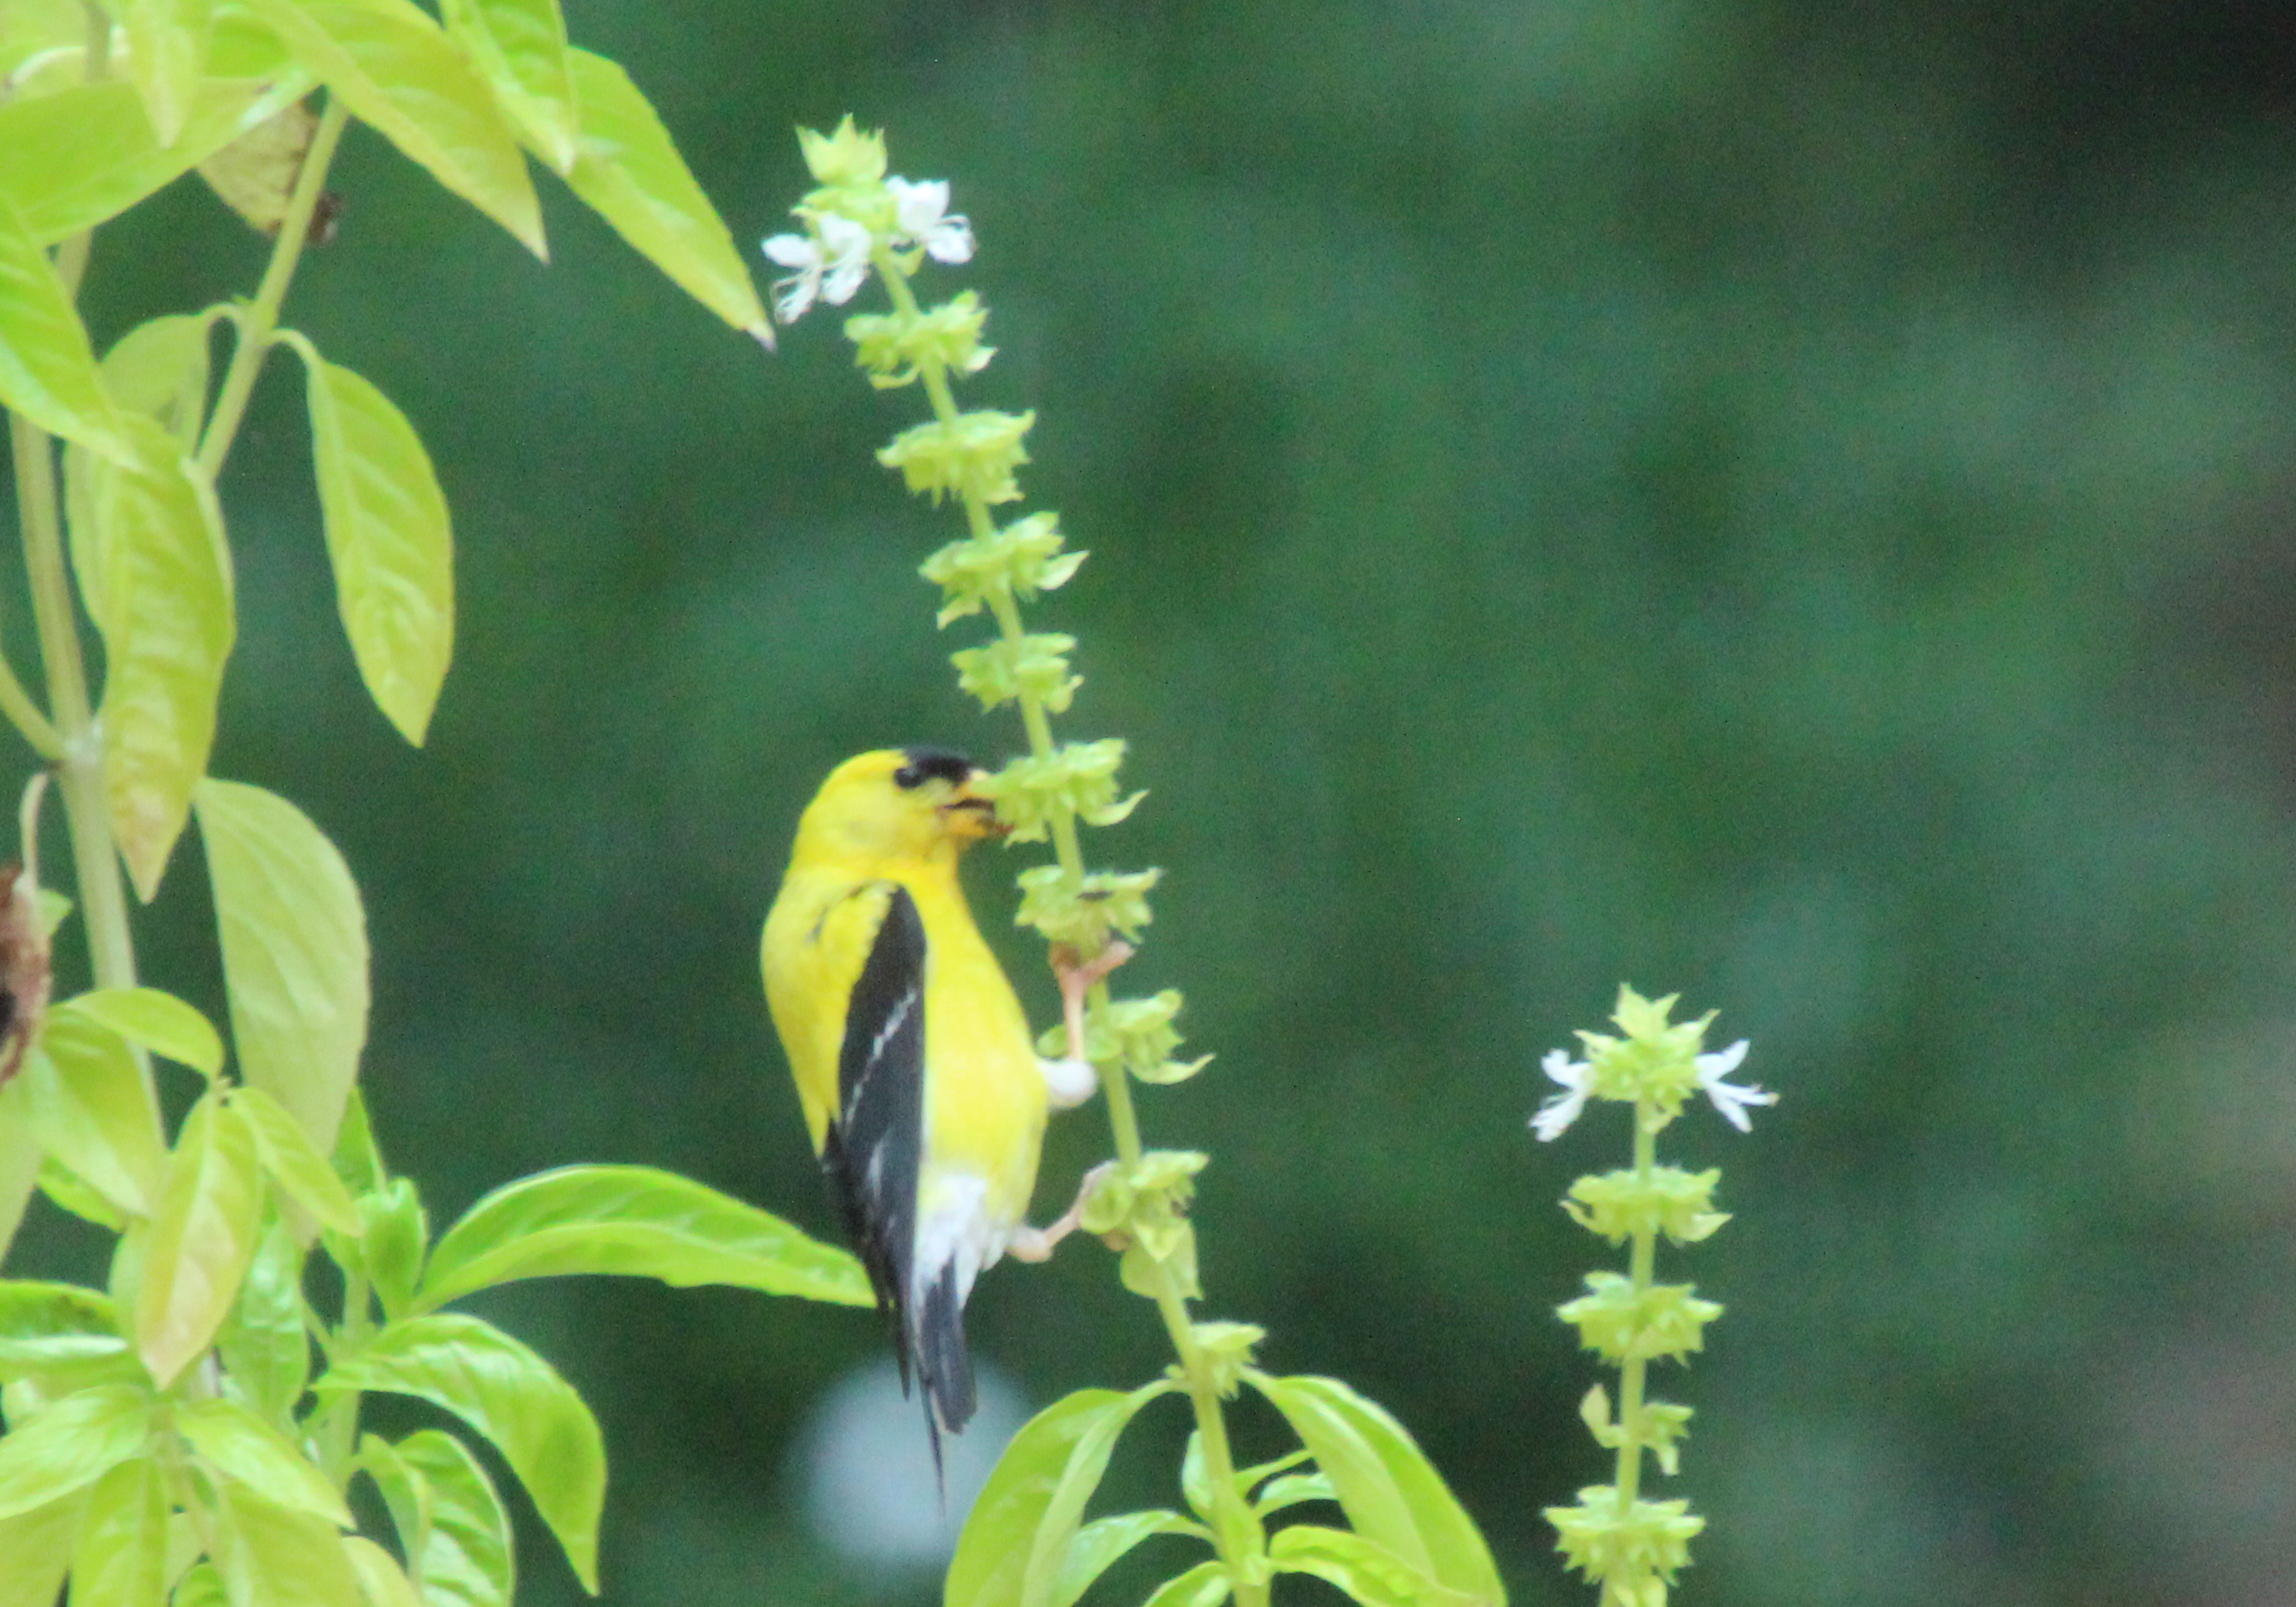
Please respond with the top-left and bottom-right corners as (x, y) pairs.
(894, 748), (976, 789)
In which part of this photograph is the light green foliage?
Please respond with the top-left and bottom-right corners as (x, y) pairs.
(768, 118), (1501, 1607)
(1533, 989), (1771, 1606)
(0, 9), (850, 1603)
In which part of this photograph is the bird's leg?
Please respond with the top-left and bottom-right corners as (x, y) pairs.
(1036, 939), (1134, 1109)
(1008, 1161), (1117, 1262)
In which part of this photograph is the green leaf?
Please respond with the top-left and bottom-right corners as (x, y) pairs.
(210, 1476), (361, 1607)
(120, 0), (213, 148)
(560, 49), (769, 338)
(0, 1077), (41, 1267)
(195, 779), (369, 1161)
(947, 1382), (1172, 1607)
(360, 1429), (514, 1607)
(171, 1562), (229, 1607)
(327, 1089), (384, 1200)
(0, 78), (298, 249)
(239, 0), (545, 257)
(216, 1215), (310, 1426)
(0, 192), (131, 461)
(440, 0), (575, 173)
(71, 1454), (171, 1607)
(1245, 1376), (1504, 1607)
(135, 1093), (263, 1387)
(280, 338), (454, 746)
(1251, 1469), (1338, 1516)
(1053, 1511), (1207, 1607)
(226, 1086), (363, 1236)
(180, 1397), (350, 1526)
(0, 1383), (152, 1520)
(317, 1313), (600, 1592)
(25, 1015), (168, 1220)
(0, 1281), (131, 1387)
(38, 1157), (128, 1231)
(1136, 1561), (1231, 1607)
(417, 1163), (870, 1313)
(62, 988), (225, 1078)
(0, 1488), (90, 1607)
(328, 1176), (425, 1319)
(73, 414), (234, 902)
(95, 311), (215, 457)
(339, 1536), (422, 1607)
(1268, 1526), (1477, 1607)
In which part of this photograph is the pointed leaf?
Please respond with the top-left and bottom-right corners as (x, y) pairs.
(195, 779), (369, 1161)
(283, 339), (453, 745)
(0, 193), (131, 460)
(120, 0), (213, 147)
(947, 1382), (1172, 1607)
(1054, 1511), (1206, 1607)
(135, 1094), (263, 1387)
(172, 1563), (229, 1607)
(227, 1086), (362, 1236)
(62, 988), (224, 1078)
(74, 415), (235, 902)
(0, 1077), (40, 1267)
(317, 1313), (599, 1592)
(95, 312), (214, 456)
(0, 1488), (89, 1607)
(239, 0), (544, 256)
(25, 1016), (167, 1220)
(0, 1281), (131, 1387)
(1268, 1525), (1477, 1607)
(0, 78), (296, 247)
(1246, 1376), (1503, 1607)
(417, 1163), (868, 1312)
(1251, 1469), (1338, 1516)
(216, 1215), (310, 1426)
(360, 1429), (513, 1607)
(441, 0), (575, 172)
(1138, 1561), (1231, 1607)
(340, 1536), (422, 1607)
(180, 1397), (350, 1525)
(560, 49), (768, 338)
(210, 1476), (360, 1607)
(71, 1454), (171, 1607)
(0, 1383), (151, 1520)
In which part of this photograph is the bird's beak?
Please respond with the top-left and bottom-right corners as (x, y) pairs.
(941, 770), (1008, 838)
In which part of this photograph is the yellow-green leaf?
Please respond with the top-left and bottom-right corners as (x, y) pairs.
(0, 1488), (90, 1607)
(240, 0), (544, 257)
(61, 988), (224, 1078)
(0, 1078), (40, 1268)
(440, 0), (575, 173)
(1138, 1561), (1231, 1607)
(560, 49), (768, 339)
(339, 1535), (422, 1607)
(134, 1093), (263, 1387)
(318, 1314), (599, 1592)
(96, 313), (214, 453)
(71, 1454), (171, 1607)
(74, 416), (234, 902)
(24, 1016), (167, 1220)
(195, 779), (369, 1161)
(226, 1085), (363, 1235)
(0, 193), (130, 461)
(417, 1163), (869, 1312)
(216, 1214), (310, 1426)
(282, 338), (453, 745)
(1268, 1525), (1477, 1607)
(180, 1397), (351, 1526)
(0, 78), (296, 246)
(0, 1384), (151, 1521)
(359, 1429), (514, 1607)
(211, 1477), (361, 1607)
(120, 0), (213, 148)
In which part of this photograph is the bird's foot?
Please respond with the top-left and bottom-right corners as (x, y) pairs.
(1006, 1161), (1117, 1263)
(1050, 939), (1135, 1066)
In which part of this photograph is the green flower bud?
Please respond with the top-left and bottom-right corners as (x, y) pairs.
(846, 291), (993, 388)
(1015, 863), (1160, 949)
(798, 115), (888, 187)
(918, 512), (1087, 627)
(1545, 1485), (1704, 1602)
(951, 632), (1081, 715)
(1184, 1322), (1266, 1398)
(878, 408), (1035, 505)
(1559, 1273), (1723, 1365)
(1564, 1166), (1729, 1247)
(982, 739), (1143, 842)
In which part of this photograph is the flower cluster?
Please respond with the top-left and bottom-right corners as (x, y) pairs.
(760, 119), (976, 323)
(1535, 987), (1771, 1607)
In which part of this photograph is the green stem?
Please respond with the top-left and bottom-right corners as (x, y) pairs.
(195, 95), (350, 477)
(878, 245), (1267, 1603)
(1614, 1106), (1658, 1508)
(311, 1267), (372, 1490)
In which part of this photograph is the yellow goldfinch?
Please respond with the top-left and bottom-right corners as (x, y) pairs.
(761, 749), (1114, 1455)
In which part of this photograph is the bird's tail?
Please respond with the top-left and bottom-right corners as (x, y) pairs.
(913, 1261), (978, 1485)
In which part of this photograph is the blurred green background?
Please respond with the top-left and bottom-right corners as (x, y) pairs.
(15, 0), (2296, 1602)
